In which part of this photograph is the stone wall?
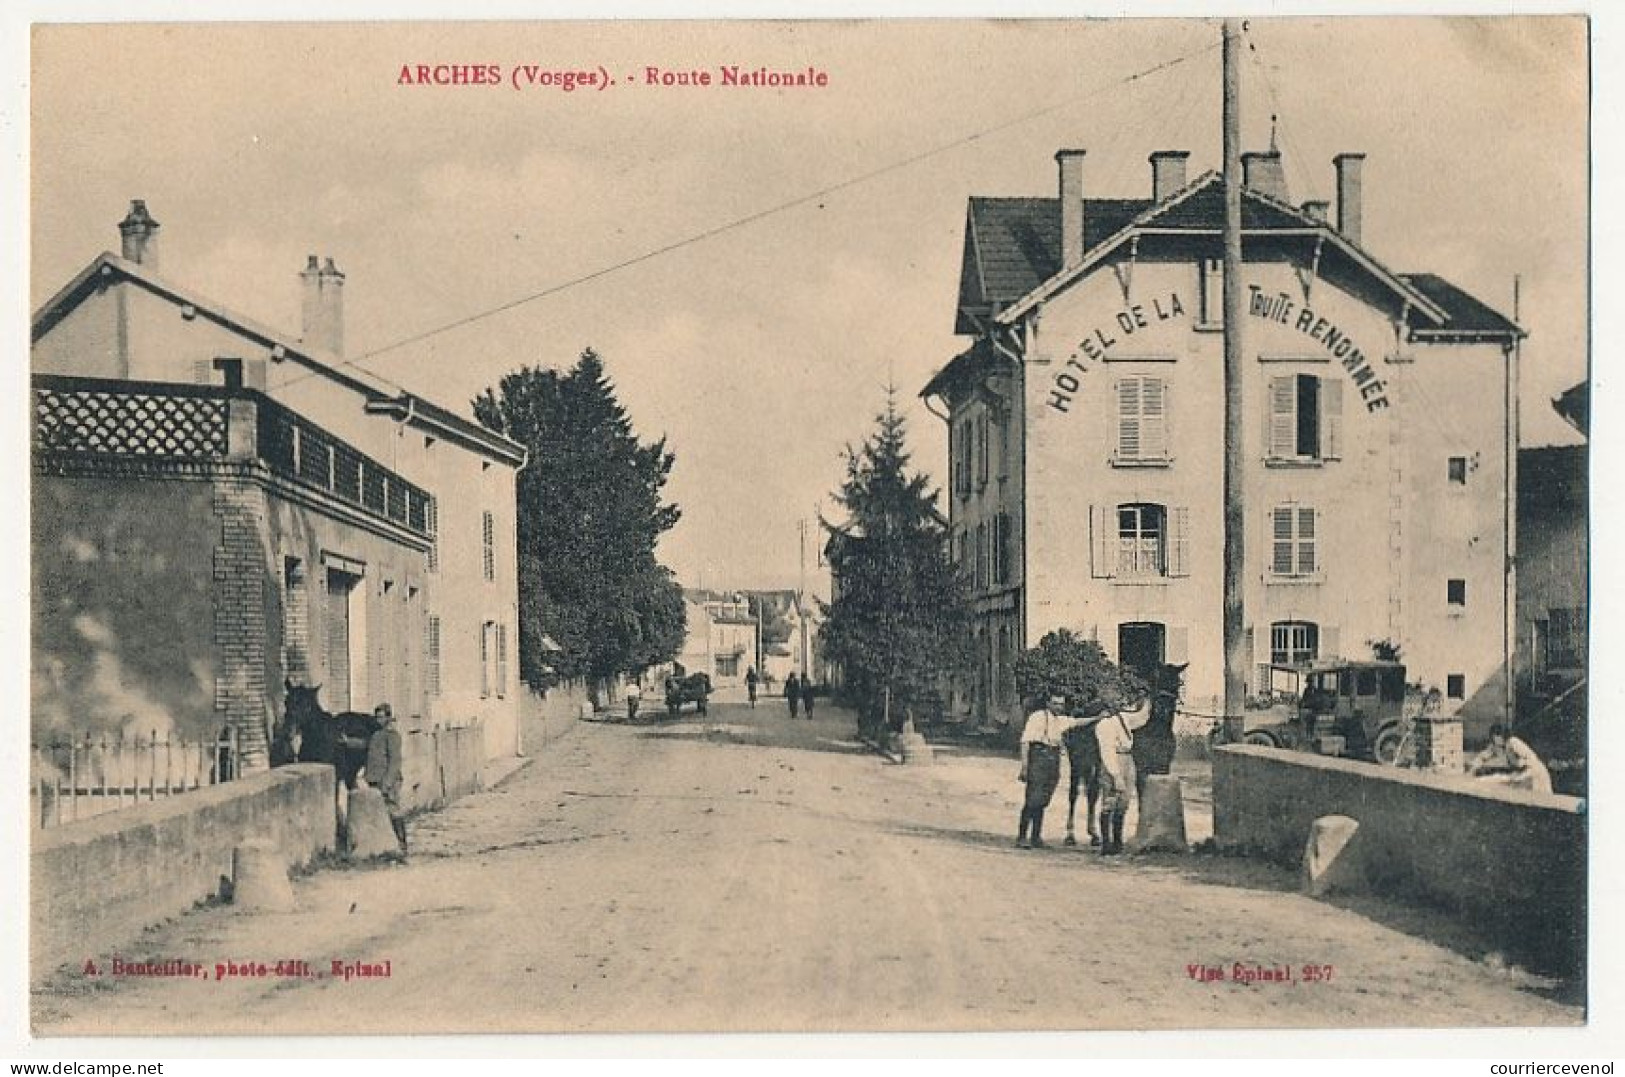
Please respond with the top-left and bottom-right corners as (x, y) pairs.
(32, 764), (335, 982)
(1212, 745), (1585, 976)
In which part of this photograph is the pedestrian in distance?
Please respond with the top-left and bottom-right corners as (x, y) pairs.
(746, 667), (759, 708)
(786, 672), (802, 719)
(802, 676), (815, 718)
(1017, 695), (1077, 849)
(364, 703), (407, 855)
(626, 677), (643, 723)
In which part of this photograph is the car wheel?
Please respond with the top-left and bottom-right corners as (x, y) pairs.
(1244, 730), (1279, 748)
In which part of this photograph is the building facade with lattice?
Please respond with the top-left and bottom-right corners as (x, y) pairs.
(31, 202), (527, 769)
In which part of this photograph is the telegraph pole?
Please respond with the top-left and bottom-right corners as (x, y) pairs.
(1221, 19), (1248, 743)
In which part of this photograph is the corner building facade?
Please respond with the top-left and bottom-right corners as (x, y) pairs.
(925, 150), (1522, 740)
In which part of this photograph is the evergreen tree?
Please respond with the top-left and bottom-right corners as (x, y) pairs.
(819, 392), (970, 737)
(474, 349), (684, 684)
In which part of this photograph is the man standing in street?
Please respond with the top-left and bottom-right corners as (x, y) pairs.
(746, 667), (759, 708)
(787, 672), (802, 719)
(802, 675), (815, 719)
(365, 704), (406, 856)
(1017, 695), (1076, 849)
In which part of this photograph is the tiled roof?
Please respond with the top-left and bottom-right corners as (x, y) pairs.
(921, 336), (1002, 401)
(1399, 273), (1523, 337)
(1518, 444), (1586, 514)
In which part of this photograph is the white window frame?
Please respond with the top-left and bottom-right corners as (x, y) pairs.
(482, 510), (496, 583)
(1270, 620), (1320, 666)
(1266, 373), (1342, 464)
(1269, 502), (1320, 579)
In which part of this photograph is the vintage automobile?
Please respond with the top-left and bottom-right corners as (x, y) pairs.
(664, 671), (713, 718)
(1239, 659), (1411, 764)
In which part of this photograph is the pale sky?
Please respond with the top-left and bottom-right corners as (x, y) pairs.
(30, 17), (1588, 593)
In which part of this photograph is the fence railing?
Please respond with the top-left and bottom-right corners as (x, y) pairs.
(31, 728), (241, 829)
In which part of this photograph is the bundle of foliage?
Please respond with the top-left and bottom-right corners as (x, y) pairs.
(819, 394), (970, 736)
(475, 348), (685, 684)
(1011, 629), (1145, 718)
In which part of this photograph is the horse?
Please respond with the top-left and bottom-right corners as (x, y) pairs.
(1129, 662), (1187, 802)
(1061, 720), (1103, 846)
(282, 681), (380, 790)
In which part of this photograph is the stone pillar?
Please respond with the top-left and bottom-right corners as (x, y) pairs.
(1413, 717), (1464, 773)
(212, 478), (272, 772)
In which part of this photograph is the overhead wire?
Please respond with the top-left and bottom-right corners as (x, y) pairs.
(276, 37), (1222, 394)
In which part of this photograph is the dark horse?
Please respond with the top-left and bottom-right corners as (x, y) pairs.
(1060, 662), (1186, 847)
(279, 681), (380, 789)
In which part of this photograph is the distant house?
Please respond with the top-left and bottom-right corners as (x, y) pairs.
(1516, 383), (1588, 698)
(678, 589), (760, 689)
(744, 589), (823, 685)
(31, 201), (527, 768)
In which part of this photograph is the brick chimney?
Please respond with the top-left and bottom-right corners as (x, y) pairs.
(118, 200), (160, 268)
(1241, 150), (1288, 202)
(1302, 200), (1330, 223)
(1334, 153), (1365, 246)
(1055, 149), (1087, 272)
(300, 255), (346, 356)
(1149, 150), (1190, 202)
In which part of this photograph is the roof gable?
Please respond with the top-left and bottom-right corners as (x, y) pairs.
(32, 252), (526, 465)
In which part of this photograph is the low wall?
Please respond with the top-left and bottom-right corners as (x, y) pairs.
(1213, 745), (1586, 976)
(32, 763), (335, 981)
(401, 722), (486, 812)
(519, 681), (587, 751)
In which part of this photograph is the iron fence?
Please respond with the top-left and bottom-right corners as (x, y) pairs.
(31, 727), (241, 829)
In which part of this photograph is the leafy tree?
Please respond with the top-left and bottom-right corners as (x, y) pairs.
(474, 348), (684, 684)
(747, 594), (794, 648)
(819, 392), (970, 737)
(1012, 629), (1144, 718)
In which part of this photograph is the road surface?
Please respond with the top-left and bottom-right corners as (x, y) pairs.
(34, 700), (1581, 1034)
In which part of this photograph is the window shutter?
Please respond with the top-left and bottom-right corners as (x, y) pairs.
(1268, 376), (1296, 459)
(1320, 624), (1340, 661)
(1271, 507), (1295, 574)
(1298, 506), (1318, 575)
(977, 416), (990, 486)
(479, 624), (490, 698)
(1145, 377), (1168, 459)
(1167, 626), (1189, 664)
(1167, 505), (1190, 577)
(192, 359), (212, 385)
(1320, 377), (1343, 460)
(1117, 378), (1142, 459)
(1090, 505), (1116, 578)
(497, 623), (509, 697)
(425, 616), (441, 699)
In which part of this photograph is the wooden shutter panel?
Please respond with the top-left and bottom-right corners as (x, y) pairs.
(1320, 377), (1343, 460)
(497, 623), (509, 697)
(1143, 377), (1168, 459)
(977, 416), (990, 486)
(1167, 505), (1190, 577)
(1167, 626), (1189, 664)
(1271, 507), (1294, 574)
(479, 624), (490, 698)
(1117, 378), (1141, 459)
(1298, 506), (1318, 575)
(1320, 624), (1340, 662)
(1268, 376), (1296, 459)
(192, 359), (212, 385)
(1090, 505), (1116, 578)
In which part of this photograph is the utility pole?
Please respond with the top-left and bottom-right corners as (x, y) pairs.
(1221, 18), (1248, 743)
(1505, 275), (1522, 725)
(798, 517), (811, 678)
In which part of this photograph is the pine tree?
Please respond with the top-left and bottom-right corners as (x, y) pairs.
(820, 392), (970, 738)
(474, 349), (685, 684)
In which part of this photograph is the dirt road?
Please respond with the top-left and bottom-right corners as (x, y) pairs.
(34, 701), (1581, 1034)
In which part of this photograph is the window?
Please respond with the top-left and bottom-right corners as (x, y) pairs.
(975, 521), (989, 590)
(1198, 258), (1224, 327)
(1270, 621), (1319, 666)
(1447, 578), (1467, 608)
(716, 653), (740, 678)
(479, 622), (492, 698)
(1091, 504), (1188, 579)
(1446, 674), (1466, 700)
(1270, 503), (1319, 577)
(1267, 374), (1342, 462)
(496, 622), (509, 698)
(954, 420), (972, 501)
(1448, 456), (1468, 485)
(482, 511), (495, 582)
(425, 616), (441, 698)
(993, 513), (1013, 586)
(426, 499), (439, 573)
(1115, 375), (1170, 462)
(976, 414), (990, 488)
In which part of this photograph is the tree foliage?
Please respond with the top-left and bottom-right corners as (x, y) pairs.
(474, 348), (684, 683)
(819, 392), (970, 731)
(1012, 629), (1145, 718)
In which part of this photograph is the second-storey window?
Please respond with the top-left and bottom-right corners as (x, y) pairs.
(1271, 503), (1319, 577)
(1091, 503), (1188, 579)
(1267, 374), (1342, 462)
(1116, 375), (1169, 462)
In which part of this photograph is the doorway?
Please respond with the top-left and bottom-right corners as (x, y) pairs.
(1117, 621), (1166, 677)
